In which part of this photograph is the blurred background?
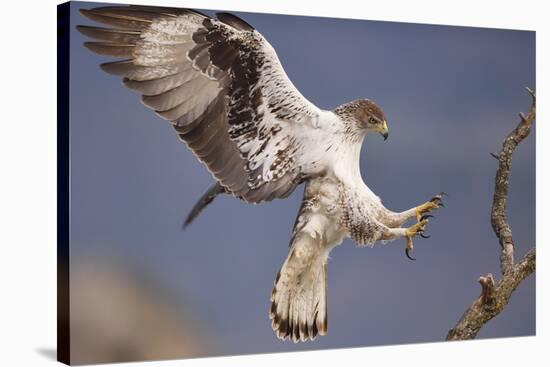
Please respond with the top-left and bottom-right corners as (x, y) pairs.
(68, 1), (535, 363)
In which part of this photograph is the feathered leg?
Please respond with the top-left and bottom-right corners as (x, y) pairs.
(379, 218), (431, 260)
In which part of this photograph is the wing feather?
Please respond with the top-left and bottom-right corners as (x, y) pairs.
(83, 42), (135, 58)
(78, 5), (323, 203)
(79, 8), (153, 29)
(76, 25), (141, 43)
(122, 71), (194, 95)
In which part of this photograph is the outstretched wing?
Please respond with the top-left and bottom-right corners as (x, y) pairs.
(78, 5), (324, 203)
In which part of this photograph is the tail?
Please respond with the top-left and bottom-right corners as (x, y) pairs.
(182, 182), (226, 229)
(269, 232), (328, 342)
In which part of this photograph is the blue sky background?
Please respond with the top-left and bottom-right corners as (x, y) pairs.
(69, 1), (535, 359)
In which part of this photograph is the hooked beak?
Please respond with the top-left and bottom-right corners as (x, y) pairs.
(379, 120), (389, 141)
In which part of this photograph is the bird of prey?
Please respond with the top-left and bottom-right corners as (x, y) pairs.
(78, 5), (445, 342)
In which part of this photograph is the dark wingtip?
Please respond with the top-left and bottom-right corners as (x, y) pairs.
(79, 7), (104, 19)
(79, 8), (91, 18)
(183, 8), (209, 18)
(75, 25), (92, 39)
(181, 209), (198, 231)
(181, 182), (226, 231)
(216, 12), (255, 31)
(181, 218), (192, 231)
(181, 204), (201, 231)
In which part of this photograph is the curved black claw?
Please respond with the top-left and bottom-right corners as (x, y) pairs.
(405, 248), (416, 261)
(419, 233), (431, 239)
(419, 214), (434, 222)
(430, 192), (448, 204)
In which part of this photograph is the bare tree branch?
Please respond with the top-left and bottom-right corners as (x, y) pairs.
(446, 88), (536, 341)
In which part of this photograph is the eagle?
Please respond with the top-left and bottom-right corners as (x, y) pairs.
(77, 5), (445, 343)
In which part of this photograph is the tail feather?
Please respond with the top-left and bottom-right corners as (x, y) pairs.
(269, 232), (328, 342)
(182, 182), (226, 229)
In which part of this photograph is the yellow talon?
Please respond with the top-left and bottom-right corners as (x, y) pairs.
(404, 219), (429, 261)
(414, 193), (446, 221)
(415, 201), (438, 221)
(405, 219), (429, 238)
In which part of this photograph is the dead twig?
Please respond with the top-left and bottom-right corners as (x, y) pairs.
(446, 88), (536, 341)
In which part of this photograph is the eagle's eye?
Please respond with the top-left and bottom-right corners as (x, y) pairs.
(369, 116), (378, 125)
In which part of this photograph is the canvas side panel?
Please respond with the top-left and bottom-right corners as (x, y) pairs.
(57, 2), (71, 365)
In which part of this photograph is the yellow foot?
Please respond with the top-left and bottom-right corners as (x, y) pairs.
(415, 192), (447, 222)
(404, 219), (430, 261)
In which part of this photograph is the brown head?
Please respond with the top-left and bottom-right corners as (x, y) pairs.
(333, 99), (389, 141)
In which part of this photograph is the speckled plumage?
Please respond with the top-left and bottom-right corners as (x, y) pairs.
(78, 5), (432, 343)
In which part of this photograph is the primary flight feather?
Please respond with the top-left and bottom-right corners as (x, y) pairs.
(78, 5), (445, 342)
